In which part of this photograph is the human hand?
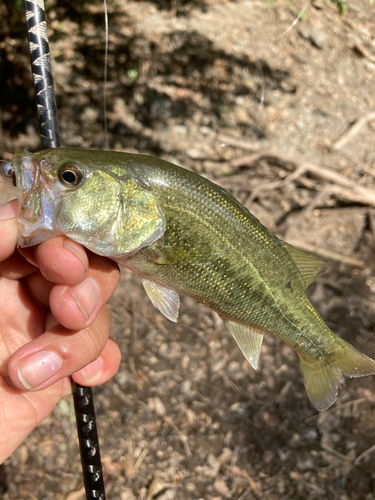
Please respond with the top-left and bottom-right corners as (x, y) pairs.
(0, 200), (121, 463)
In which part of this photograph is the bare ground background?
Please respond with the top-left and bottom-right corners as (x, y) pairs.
(1, 0), (375, 499)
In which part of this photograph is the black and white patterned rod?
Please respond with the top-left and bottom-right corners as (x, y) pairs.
(24, 1), (106, 498)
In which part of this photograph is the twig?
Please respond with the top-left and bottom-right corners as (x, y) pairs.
(296, 185), (338, 217)
(285, 238), (364, 268)
(300, 481), (326, 495)
(315, 398), (368, 426)
(276, 380), (292, 405)
(247, 163), (307, 202)
(354, 443), (375, 466)
(230, 150), (300, 173)
(333, 184), (375, 207)
(134, 448), (149, 471)
(332, 112), (375, 150)
(163, 416), (192, 457)
(235, 470), (261, 497)
(231, 445), (240, 487)
(236, 486), (254, 500)
(299, 183), (375, 215)
(230, 153), (265, 170)
(321, 444), (349, 462)
(217, 135), (375, 197)
(217, 134), (263, 153)
(224, 147), (375, 208)
(290, 471), (326, 495)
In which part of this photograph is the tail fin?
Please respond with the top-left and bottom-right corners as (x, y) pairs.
(299, 339), (375, 411)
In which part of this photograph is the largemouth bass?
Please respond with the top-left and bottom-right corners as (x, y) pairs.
(3, 148), (375, 410)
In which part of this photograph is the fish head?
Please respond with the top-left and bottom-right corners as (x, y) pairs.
(11, 148), (166, 257)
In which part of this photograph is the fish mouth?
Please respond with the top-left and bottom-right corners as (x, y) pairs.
(12, 151), (59, 247)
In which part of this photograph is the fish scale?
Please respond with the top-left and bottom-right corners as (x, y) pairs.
(5, 147), (375, 411)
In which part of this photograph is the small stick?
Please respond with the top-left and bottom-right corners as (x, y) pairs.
(134, 448), (149, 471)
(321, 444), (350, 462)
(217, 134), (263, 152)
(332, 111), (375, 151)
(222, 146), (375, 208)
(290, 471), (326, 495)
(163, 416), (192, 457)
(236, 486), (254, 500)
(354, 443), (375, 466)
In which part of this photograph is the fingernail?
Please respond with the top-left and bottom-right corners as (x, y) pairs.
(63, 239), (88, 272)
(69, 277), (101, 320)
(17, 351), (64, 389)
(80, 357), (104, 382)
(0, 200), (18, 220)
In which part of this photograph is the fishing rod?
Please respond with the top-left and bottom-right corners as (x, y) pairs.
(24, 1), (106, 498)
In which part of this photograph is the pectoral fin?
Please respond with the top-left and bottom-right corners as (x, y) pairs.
(142, 279), (180, 322)
(224, 320), (264, 369)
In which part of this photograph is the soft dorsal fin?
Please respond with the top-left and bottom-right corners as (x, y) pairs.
(142, 279), (180, 322)
(224, 320), (264, 369)
(284, 242), (328, 289)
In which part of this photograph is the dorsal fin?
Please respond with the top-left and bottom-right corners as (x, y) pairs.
(284, 242), (328, 289)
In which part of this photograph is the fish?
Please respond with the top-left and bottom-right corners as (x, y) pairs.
(3, 147), (375, 411)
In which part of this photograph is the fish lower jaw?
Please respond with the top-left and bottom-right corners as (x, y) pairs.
(17, 221), (60, 247)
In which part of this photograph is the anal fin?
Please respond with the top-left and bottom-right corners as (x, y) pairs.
(224, 320), (264, 369)
(142, 279), (180, 323)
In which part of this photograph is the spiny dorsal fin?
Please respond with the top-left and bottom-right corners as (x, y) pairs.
(142, 279), (180, 322)
(284, 242), (328, 289)
(224, 320), (264, 369)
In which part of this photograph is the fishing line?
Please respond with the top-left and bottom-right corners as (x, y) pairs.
(103, 0), (109, 149)
(274, 1), (309, 42)
(23, 1), (106, 499)
(256, 62), (265, 108)
(257, 2), (308, 118)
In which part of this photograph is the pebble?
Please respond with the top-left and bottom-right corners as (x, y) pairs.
(150, 97), (172, 118)
(299, 25), (328, 50)
(121, 488), (136, 500)
(186, 147), (205, 159)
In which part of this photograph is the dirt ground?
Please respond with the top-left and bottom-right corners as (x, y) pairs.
(1, 0), (375, 498)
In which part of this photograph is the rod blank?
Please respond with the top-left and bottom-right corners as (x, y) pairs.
(24, 1), (106, 498)
(25, 0), (60, 148)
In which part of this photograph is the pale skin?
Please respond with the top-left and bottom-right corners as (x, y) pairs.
(0, 200), (122, 464)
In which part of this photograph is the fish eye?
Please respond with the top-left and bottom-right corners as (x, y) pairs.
(58, 164), (84, 188)
(2, 161), (16, 186)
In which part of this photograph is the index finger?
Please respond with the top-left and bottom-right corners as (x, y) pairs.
(0, 200), (19, 262)
(0, 201), (90, 285)
(34, 236), (89, 285)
